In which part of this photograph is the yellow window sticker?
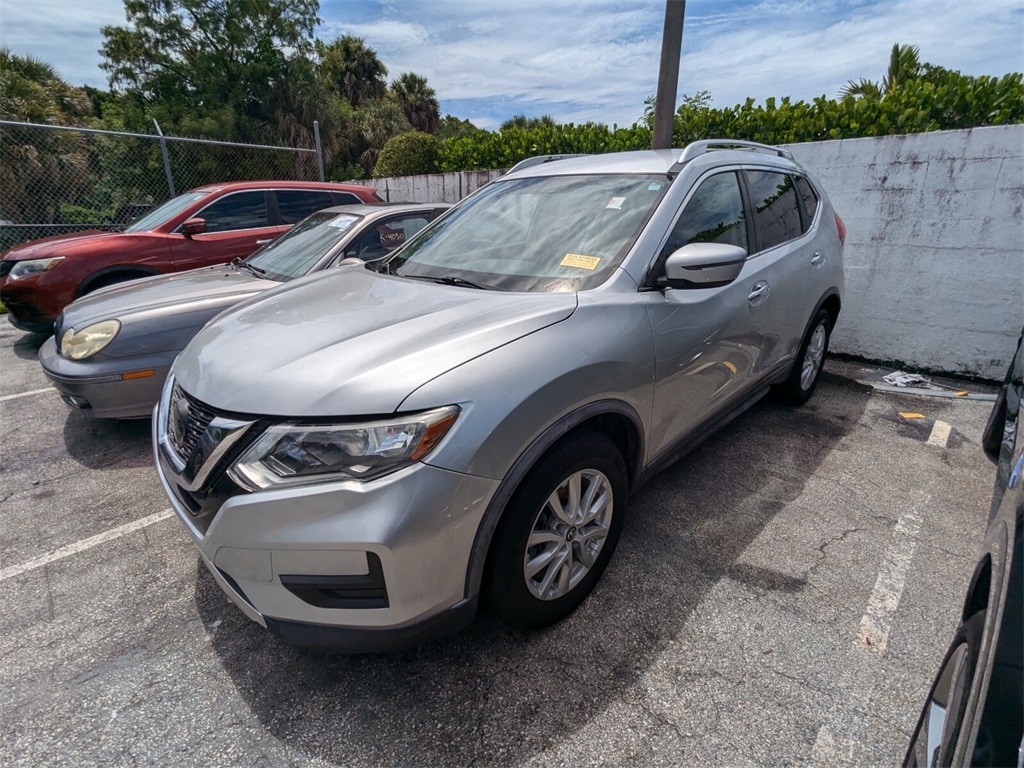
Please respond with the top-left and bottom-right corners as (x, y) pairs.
(561, 253), (601, 270)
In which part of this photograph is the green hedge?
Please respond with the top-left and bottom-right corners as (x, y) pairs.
(441, 123), (650, 172)
(439, 72), (1023, 172)
(374, 131), (443, 178)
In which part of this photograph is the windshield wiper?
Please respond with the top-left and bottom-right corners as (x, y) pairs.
(401, 273), (499, 290)
(234, 259), (267, 278)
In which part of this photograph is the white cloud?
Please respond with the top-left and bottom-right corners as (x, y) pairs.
(2, 0), (1020, 129)
(323, 0), (1024, 126)
(0, 0), (124, 87)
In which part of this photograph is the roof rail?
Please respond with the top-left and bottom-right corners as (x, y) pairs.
(506, 154), (588, 175)
(668, 140), (793, 176)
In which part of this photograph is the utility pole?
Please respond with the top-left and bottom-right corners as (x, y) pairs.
(652, 0), (685, 150)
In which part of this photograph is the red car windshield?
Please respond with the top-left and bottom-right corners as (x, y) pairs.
(122, 191), (211, 233)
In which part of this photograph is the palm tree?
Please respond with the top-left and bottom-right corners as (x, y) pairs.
(256, 54), (356, 178)
(0, 49), (93, 223)
(317, 35), (388, 108)
(391, 72), (440, 134)
(353, 99), (411, 175)
(840, 43), (922, 99)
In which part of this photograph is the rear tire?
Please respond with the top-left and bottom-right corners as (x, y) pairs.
(775, 308), (832, 405)
(484, 431), (627, 629)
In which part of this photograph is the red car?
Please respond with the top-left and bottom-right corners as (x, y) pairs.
(0, 180), (382, 333)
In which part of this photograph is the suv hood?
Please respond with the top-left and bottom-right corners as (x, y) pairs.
(173, 267), (578, 416)
(2, 230), (126, 260)
(62, 265), (268, 329)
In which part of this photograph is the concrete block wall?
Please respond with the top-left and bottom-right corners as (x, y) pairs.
(357, 125), (1023, 379)
(355, 169), (503, 204)
(784, 126), (1023, 379)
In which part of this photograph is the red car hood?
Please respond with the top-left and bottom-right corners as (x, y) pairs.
(1, 230), (128, 260)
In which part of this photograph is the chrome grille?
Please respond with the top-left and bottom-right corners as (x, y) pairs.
(169, 383), (217, 461)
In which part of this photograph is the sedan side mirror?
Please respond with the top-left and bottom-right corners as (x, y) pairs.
(181, 218), (207, 238)
(663, 242), (747, 289)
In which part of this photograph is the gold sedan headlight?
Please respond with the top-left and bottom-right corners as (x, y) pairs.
(59, 320), (121, 360)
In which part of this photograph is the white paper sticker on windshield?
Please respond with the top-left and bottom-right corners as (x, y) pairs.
(648, 182), (662, 191)
(561, 253), (601, 270)
(329, 217), (356, 229)
(606, 196), (626, 210)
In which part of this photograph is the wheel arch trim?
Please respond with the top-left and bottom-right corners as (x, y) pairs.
(77, 265), (162, 296)
(462, 398), (645, 600)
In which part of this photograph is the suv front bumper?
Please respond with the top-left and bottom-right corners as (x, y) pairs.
(153, 415), (498, 651)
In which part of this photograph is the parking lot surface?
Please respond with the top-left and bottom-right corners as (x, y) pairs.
(0, 321), (997, 766)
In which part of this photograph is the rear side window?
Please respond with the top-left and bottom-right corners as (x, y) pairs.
(332, 191), (363, 206)
(276, 190), (334, 224)
(794, 176), (819, 232)
(746, 170), (803, 250)
(661, 171), (748, 259)
(347, 215), (432, 260)
(197, 191), (270, 232)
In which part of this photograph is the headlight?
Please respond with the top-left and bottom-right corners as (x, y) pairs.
(229, 406), (460, 490)
(59, 320), (121, 360)
(9, 257), (64, 280)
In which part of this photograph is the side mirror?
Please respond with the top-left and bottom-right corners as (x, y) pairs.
(335, 257), (363, 267)
(662, 242), (747, 289)
(181, 218), (207, 238)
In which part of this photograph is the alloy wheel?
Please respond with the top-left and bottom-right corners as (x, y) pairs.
(801, 322), (827, 390)
(523, 469), (613, 601)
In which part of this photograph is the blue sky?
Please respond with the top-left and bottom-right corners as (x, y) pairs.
(2, 0), (1022, 129)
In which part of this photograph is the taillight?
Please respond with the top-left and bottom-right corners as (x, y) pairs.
(835, 213), (847, 244)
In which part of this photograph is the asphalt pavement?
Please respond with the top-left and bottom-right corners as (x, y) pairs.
(0, 320), (997, 766)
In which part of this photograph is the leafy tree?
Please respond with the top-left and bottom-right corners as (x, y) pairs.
(100, 0), (321, 141)
(500, 114), (556, 131)
(318, 35), (388, 108)
(390, 72), (440, 134)
(438, 114), (481, 141)
(0, 49), (94, 223)
(373, 130), (442, 177)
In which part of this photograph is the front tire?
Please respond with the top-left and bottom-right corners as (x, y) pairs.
(776, 308), (832, 405)
(484, 431), (627, 629)
(81, 272), (146, 296)
(903, 610), (985, 767)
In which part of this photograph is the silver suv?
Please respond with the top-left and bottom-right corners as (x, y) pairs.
(154, 141), (845, 651)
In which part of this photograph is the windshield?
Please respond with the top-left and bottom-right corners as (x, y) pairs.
(385, 174), (666, 291)
(244, 211), (360, 281)
(123, 191), (211, 232)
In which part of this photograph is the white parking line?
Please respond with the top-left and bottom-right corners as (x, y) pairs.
(0, 509), (174, 583)
(856, 506), (923, 653)
(812, 498), (926, 762)
(0, 387), (55, 403)
(927, 420), (952, 448)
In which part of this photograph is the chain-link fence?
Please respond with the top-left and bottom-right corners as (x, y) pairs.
(0, 120), (325, 252)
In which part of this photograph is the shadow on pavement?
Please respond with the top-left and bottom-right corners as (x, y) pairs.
(62, 412), (153, 470)
(11, 331), (49, 361)
(195, 372), (872, 765)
